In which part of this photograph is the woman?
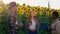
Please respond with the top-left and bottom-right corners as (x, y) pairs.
(26, 11), (39, 34)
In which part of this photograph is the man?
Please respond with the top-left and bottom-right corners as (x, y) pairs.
(8, 2), (17, 34)
(51, 11), (60, 34)
(8, 2), (23, 34)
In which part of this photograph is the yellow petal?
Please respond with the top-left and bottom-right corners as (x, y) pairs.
(46, 11), (50, 16)
(39, 11), (44, 15)
(0, 6), (2, 14)
(26, 12), (29, 17)
(34, 11), (37, 16)
(18, 10), (24, 15)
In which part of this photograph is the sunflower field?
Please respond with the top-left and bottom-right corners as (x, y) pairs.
(0, 2), (60, 34)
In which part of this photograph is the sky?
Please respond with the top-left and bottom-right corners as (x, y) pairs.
(2, 0), (60, 9)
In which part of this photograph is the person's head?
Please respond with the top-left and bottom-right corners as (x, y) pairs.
(29, 11), (35, 18)
(52, 11), (58, 20)
(29, 11), (35, 25)
(9, 2), (17, 12)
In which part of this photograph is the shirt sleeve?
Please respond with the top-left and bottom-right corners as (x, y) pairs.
(51, 23), (56, 34)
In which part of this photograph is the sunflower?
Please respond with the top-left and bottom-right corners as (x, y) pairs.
(0, 6), (2, 14)
(18, 10), (24, 15)
(27, 5), (30, 8)
(31, 7), (36, 12)
(57, 10), (60, 13)
(37, 8), (40, 11)
(50, 9), (55, 16)
(30, 7), (32, 11)
(26, 7), (31, 12)
(26, 12), (29, 17)
(23, 7), (27, 12)
(34, 11), (37, 16)
(39, 11), (44, 15)
(46, 11), (50, 16)
(37, 6), (40, 10)
(17, 6), (22, 12)
(39, 8), (44, 15)
(22, 3), (26, 7)
(26, 7), (30, 11)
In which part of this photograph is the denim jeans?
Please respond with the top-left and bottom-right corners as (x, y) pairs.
(28, 30), (38, 34)
(15, 29), (18, 34)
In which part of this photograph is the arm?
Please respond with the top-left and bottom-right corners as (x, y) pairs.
(51, 23), (57, 34)
(25, 19), (29, 30)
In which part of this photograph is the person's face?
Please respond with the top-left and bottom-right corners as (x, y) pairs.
(52, 15), (56, 20)
(13, 6), (17, 11)
(11, 5), (17, 12)
(31, 11), (34, 17)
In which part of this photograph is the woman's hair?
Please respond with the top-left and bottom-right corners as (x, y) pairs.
(29, 11), (34, 25)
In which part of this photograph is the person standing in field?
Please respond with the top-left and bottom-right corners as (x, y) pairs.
(51, 11), (60, 34)
(26, 11), (39, 34)
(8, 2), (23, 34)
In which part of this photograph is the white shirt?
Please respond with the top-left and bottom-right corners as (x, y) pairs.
(51, 19), (60, 34)
(15, 21), (18, 29)
(29, 19), (36, 30)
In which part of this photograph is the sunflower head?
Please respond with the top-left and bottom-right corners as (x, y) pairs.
(34, 11), (37, 16)
(22, 3), (26, 7)
(37, 8), (40, 11)
(26, 12), (29, 17)
(27, 5), (30, 8)
(26, 7), (30, 11)
(32, 7), (36, 12)
(17, 6), (22, 12)
(0, 6), (2, 14)
(39, 11), (44, 16)
(46, 11), (50, 16)
(18, 10), (24, 15)
(17, 6), (20, 11)
(39, 8), (44, 15)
